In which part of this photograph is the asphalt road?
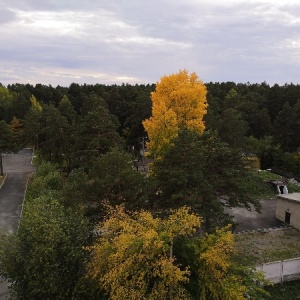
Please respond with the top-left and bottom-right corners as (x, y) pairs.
(0, 149), (35, 300)
(226, 198), (283, 232)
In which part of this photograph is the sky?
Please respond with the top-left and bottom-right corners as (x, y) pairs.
(0, 0), (300, 87)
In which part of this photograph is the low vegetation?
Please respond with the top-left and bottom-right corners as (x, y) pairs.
(266, 280), (300, 299)
(258, 170), (300, 193)
(0, 175), (4, 186)
(233, 228), (300, 267)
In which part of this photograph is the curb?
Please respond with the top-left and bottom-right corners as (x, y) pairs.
(17, 172), (33, 232)
(18, 148), (35, 231)
(0, 174), (7, 190)
(235, 225), (291, 234)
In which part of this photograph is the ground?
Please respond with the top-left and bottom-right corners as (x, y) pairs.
(227, 195), (300, 267)
(226, 197), (283, 233)
(233, 227), (300, 267)
(0, 149), (35, 300)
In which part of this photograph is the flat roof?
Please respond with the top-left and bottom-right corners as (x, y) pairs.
(277, 193), (300, 204)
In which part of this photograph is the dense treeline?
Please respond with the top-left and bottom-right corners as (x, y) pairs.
(1, 80), (299, 177)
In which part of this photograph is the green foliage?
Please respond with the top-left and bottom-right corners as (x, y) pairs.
(58, 95), (78, 125)
(273, 102), (299, 152)
(39, 104), (74, 164)
(151, 129), (263, 231)
(88, 149), (148, 210)
(62, 167), (90, 208)
(74, 105), (124, 168)
(26, 161), (63, 201)
(0, 86), (14, 121)
(62, 149), (150, 214)
(266, 280), (300, 299)
(216, 107), (249, 149)
(0, 196), (92, 300)
(0, 120), (15, 152)
(0, 120), (16, 175)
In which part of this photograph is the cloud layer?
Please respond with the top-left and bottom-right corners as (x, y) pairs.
(1, 0), (299, 86)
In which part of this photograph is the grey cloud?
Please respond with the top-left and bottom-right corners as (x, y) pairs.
(0, 0), (300, 86)
(0, 8), (16, 24)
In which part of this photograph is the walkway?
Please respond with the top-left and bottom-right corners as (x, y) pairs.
(0, 149), (35, 299)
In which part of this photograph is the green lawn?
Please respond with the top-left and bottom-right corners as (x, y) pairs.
(266, 280), (300, 299)
(233, 228), (300, 299)
(233, 228), (300, 267)
(257, 170), (300, 193)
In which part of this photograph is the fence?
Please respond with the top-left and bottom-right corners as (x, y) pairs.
(256, 257), (300, 283)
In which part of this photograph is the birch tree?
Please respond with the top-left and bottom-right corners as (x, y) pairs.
(143, 69), (207, 157)
(86, 206), (200, 300)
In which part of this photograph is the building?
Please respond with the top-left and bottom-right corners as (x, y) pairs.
(276, 193), (300, 229)
(271, 179), (288, 194)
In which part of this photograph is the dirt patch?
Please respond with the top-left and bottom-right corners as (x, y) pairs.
(233, 227), (300, 266)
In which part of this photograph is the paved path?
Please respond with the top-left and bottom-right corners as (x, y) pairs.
(0, 149), (35, 299)
(226, 198), (283, 232)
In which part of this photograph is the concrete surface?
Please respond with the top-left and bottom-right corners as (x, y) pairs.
(226, 198), (283, 232)
(0, 149), (35, 300)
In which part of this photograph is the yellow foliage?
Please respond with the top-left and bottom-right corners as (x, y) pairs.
(86, 206), (200, 299)
(198, 226), (247, 300)
(143, 69), (207, 156)
(30, 95), (42, 111)
(9, 116), (22, 132)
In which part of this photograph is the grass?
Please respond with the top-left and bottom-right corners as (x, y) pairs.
(31, 149), (39, 166)
(0, 175), (4, 186)
(266, 280), (300, 299)
(258, 170), (283, 181)
(287, 182), (300, 193)
(257, 170), (300, 193)
(233, 228), (300, 267)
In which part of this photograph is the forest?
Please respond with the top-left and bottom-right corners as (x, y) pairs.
(1, 78), (299, 176)
(0, 71), (299, 299)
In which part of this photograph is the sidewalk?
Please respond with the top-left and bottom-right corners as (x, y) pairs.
(0, 149), (35, 299)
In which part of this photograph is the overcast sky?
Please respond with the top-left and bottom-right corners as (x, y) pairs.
(0, 0), (299, 87)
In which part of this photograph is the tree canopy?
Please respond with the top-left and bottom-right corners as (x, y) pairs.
(151, 129), (267, 231)
(143, 70), (207, 156)
(86, 205), (198, 300)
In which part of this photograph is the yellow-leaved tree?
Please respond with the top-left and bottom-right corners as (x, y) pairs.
(85, 207), (270, 299)
(85, 206), (200, 300)
(195, 226), (269, 300)
(143, 69), (207, 156)
(30, 95), (42, 111)
(197, 226), (247, 300)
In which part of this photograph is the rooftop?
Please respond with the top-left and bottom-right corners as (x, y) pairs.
(277, 193), (300, 204)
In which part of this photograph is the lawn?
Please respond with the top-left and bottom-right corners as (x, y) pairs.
(233, 227), (300, 267)
(257, 170), (300, 193)
(266, 280), (300, 299)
